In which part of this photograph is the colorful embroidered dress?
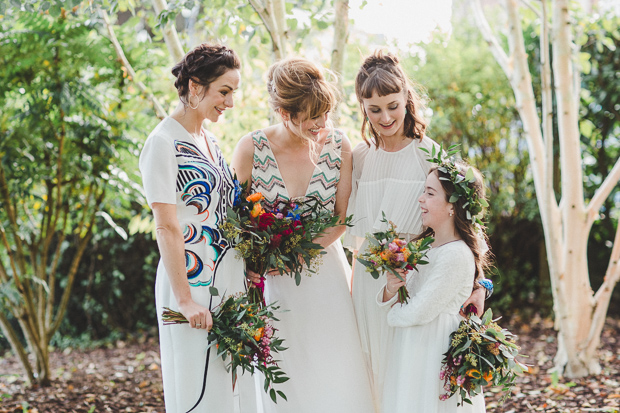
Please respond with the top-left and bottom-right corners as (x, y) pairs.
(139, 117), (245, 413)
(250, 129), (374, 413)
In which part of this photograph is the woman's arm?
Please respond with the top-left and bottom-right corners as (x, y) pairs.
(387, 246), (475, 328)
(312, 133), (353, 249)
(230, 133), (255, 187)
(152, 202), (212, 330)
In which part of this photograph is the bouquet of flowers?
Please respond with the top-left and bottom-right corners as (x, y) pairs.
(162, 290), (289, 403)
(439, 305), (527, 406)
(222, 181), (350, 303)
(356, 212), (433, 303)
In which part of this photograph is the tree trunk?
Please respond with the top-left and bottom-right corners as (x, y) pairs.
(331, 0), (349, 125)
(472, 0), (620, 378)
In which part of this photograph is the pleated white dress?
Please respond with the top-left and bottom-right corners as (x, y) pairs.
(344, 137), (439, 411)
(378, 241), (486, 413)
(140, 117), (246, 413)
(250, 129), (375, 413)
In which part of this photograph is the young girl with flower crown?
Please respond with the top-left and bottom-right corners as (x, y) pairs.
(345, 50), (492, 411)
(378, 158), (488, 413)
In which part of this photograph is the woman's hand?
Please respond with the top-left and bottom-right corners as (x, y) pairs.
(383, 268), (407, 302)
(459, 287), (485, 317)
(245, 268), (263, 284)
(178, 300), (213, 330)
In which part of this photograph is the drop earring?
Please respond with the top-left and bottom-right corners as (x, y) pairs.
(449, 210), (454, 217)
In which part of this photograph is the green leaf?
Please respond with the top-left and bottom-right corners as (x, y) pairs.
(209, 287), (219, 296)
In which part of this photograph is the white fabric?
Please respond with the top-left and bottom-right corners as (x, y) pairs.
(139, 117), (246, 413)
(345, 137), (438, 410)
(249, 129), (375, 413)
(380, 241), (486, 413)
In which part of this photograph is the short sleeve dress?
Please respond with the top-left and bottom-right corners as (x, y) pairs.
(139, 117), (246, 413)
(344, 136), (439, 410)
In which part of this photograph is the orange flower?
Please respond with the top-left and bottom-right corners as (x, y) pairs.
(466, 369), (481, 378)
(246, 192), (264, 202)
(254, 327), (265, 341)
(380, 250), (390, 260)
(482, 371), (493, 382)
(450, 376), (457, 385)
(250, 203), (263, 218)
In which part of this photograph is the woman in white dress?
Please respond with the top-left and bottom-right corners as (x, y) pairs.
(139, 44), (246, 413)
(345, 50), (490, 411)
(231, 57), (374, 413)
(378, 161), (488, 413)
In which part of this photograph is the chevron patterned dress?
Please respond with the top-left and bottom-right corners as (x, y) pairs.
(249, 129), (374, 413)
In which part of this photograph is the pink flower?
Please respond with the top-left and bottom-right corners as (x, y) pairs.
(439, 369), (446, 380)
(456, 375), (466, 386)
(395, 253), (405, 262)
(388, 242), (399, 252)
(440, 394), (450, 401)
(275, 213), (284, 219)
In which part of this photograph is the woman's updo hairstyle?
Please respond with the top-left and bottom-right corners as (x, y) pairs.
(171, 43), (240, 107)
(355, 50), (427, 148)
(267, 57), (339, 127)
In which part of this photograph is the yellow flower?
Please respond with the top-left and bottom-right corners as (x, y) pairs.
(250, 203), (263, 217)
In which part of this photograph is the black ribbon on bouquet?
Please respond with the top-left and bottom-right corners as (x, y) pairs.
(185, 279), (218, 413)
(186, 345), (212, 413)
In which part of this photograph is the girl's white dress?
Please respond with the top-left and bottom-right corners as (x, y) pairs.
(378, 241), (486, 413)
(139, 117), (246, 413)
(344, 137), (438, 410)
(250, 129), (374, 413)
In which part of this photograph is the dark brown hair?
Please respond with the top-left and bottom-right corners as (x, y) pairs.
(355, 50), (427, 148)
(417, 162), (491, 285)
(171, 43), (240, 106)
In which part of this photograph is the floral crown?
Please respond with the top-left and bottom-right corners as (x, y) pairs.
(420, 144), (489, 225)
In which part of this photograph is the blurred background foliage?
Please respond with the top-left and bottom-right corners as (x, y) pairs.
(0, 0), (618, 350)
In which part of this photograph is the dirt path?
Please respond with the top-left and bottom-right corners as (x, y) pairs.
(1, 318), (619, 412)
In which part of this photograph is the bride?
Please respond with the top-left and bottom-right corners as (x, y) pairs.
(231, 57), (374, 413)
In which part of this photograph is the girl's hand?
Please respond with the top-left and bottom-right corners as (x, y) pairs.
(459, 287), (485, 317)
(383, 268), (407, 302)
(178, 300), (213, 330)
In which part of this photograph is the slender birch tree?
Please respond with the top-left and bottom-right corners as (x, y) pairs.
(472, 0), (620, 377)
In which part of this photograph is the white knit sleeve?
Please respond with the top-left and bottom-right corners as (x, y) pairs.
(387, 244), (475, 328)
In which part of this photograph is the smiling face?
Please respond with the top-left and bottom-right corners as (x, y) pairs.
(297, 111), (328, 138)
(419, 171), (454, 230)
(191, 68), (241, 123)
(362, 91), (407, 139)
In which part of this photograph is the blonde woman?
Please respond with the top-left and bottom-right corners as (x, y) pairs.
(232, 57), (374, 413)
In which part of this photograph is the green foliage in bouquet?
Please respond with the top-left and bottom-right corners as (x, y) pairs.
(356, 212), (433, 303)
(222, 180), (351, 287)
(162, 289), (289, 403)
(439, 307), (528, 406)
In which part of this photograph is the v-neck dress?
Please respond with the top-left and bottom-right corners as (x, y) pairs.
(250, 129), (374, 413)
(139, 117), (246, 413)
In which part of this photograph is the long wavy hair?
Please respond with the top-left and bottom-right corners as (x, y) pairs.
(416, 162), (492, 285)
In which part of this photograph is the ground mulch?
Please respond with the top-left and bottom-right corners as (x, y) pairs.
(0, 317), (619, 413)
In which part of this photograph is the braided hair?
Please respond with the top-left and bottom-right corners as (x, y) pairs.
(171, 43), (240, 107)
